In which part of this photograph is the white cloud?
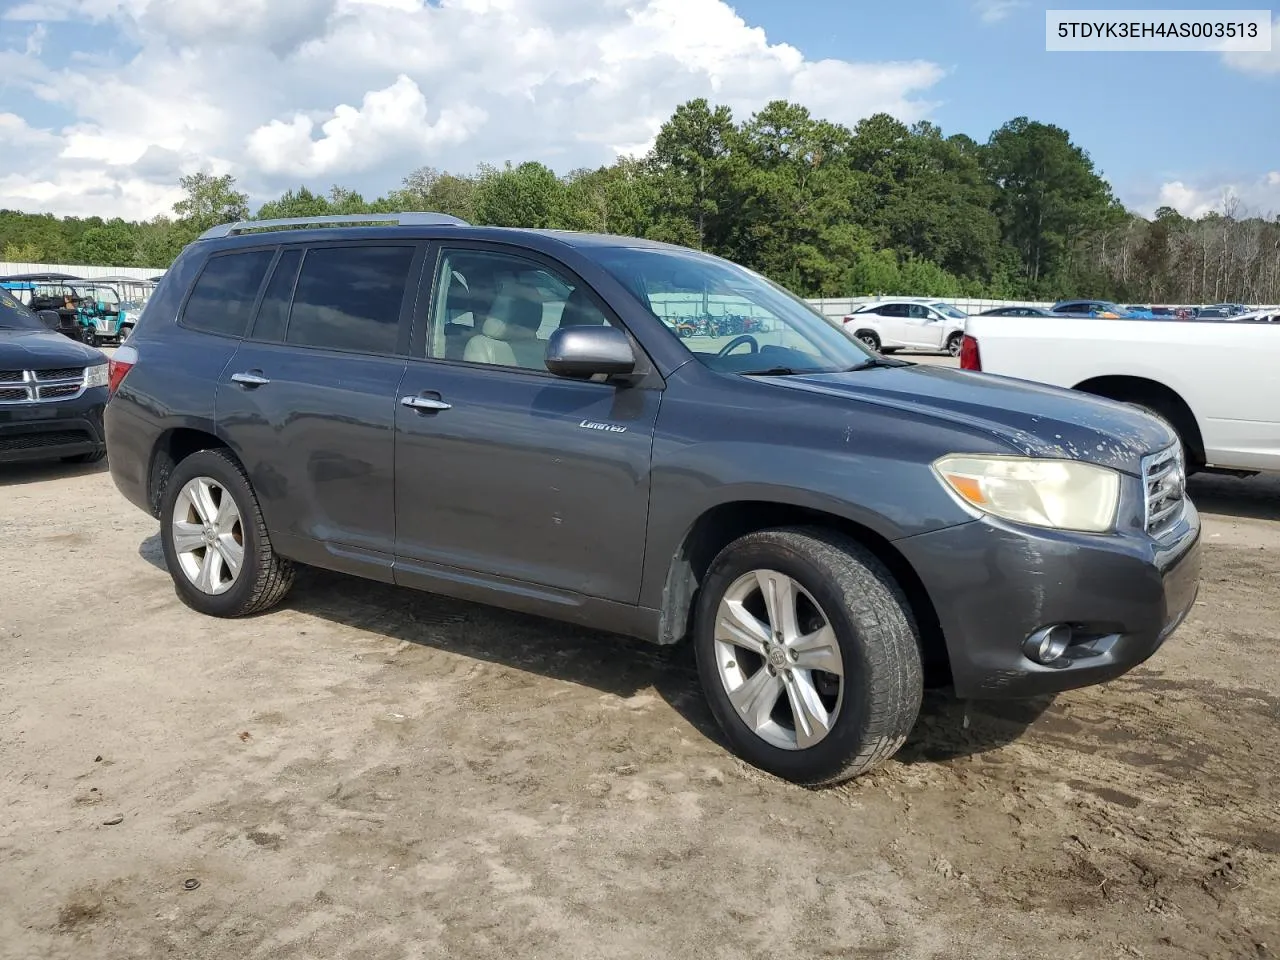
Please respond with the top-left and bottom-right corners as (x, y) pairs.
(973, 0), (1024, 24)
(246, 76), (487, 177)
(0, 0), (947, 219)
(1148, 174), (1280, 219)
(1221, 15), (1280, 74)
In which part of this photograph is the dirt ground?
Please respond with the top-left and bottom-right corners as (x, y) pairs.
(2, 385), (1278, 958)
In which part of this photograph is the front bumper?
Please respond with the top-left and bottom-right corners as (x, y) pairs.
(0, 389), (107, 463)
(896, 506), (1201, 699)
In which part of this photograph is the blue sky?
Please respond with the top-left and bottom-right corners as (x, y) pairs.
(0, 0), (1276, 220)
(730, 0), (1278, 214)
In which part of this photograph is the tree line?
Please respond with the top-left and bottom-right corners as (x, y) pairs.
(2, 99), (1277, 304)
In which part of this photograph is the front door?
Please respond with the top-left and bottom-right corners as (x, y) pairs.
(393, 245), (662, 604)
(216, 241), (423, 568)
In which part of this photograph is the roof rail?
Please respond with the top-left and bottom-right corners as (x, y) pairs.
(197, 212), (470, 241)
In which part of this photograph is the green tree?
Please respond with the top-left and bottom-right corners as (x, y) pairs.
(71, 218), (140, 266)
(983, 117), (1119, 284)
(650, 98), (736, 250)
(393, 166), (477, 220)
(471, 162), (567, 228)
(255, 186), (331, 220)
(173, 173), (250, 233)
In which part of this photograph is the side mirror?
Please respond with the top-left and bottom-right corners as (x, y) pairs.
(545, 325), (636, 379)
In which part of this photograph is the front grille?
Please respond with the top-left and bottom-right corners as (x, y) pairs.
(1143, 444), (1186, 539)
(0, 368), (85, 404)
(0, 430), (90, 451)
(34, 367), (84, 381)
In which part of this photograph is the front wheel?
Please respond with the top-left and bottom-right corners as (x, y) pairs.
(694, 527), (923, 786)
(159, 448), (295, 617)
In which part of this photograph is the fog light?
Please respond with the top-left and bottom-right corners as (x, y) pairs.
(1023, 625), (1072, 665)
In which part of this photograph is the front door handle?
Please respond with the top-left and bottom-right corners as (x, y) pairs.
(401, 395), (452, 412)
(231, 371), (270, 387)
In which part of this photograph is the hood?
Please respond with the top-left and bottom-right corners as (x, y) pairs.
(0, 327), (105, 367)
(773, 364), (1176, 476)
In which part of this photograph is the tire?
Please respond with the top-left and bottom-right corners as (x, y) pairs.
(63, 449), (106, 464)
(1123, 401), (1196, 473)
(83, 329), (99, 348)
(945, 332), (963, 357)
(855, 330), (880, 352)
(159, 448), (295, 617)
(119, 325), (133, 342)
(693, 527), (923, 786)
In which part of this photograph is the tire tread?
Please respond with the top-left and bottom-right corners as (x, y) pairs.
(700, 526), (923, 786)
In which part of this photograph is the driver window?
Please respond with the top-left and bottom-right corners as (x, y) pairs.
(908, 304), (929, 319)
(428, 249), (611, 370)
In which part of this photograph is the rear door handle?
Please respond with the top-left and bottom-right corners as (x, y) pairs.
(231, 371), (270, 387)
(401, 395), (452, 412)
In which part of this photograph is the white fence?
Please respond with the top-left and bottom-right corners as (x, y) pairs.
(0, 261), (163, 280)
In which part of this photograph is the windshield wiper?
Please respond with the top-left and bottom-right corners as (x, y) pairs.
(739, 366), (806, 377)
(843, 356), (907, 371)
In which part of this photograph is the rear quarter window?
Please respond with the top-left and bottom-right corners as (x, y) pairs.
(181, 251), (275, 337)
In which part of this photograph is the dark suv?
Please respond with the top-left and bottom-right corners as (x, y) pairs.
(105, 214), (1201, 785)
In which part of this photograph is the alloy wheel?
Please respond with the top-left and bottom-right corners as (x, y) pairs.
(171, 477), (245, 596)
(713, 569), (845, 750)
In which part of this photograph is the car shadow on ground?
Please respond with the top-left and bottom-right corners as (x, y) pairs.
(0, 459), (107, 488)
(1187, 472), (1280, 523)
(137, 534), (1048, 771)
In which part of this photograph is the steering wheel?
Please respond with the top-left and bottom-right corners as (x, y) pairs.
(717, 334), (759, 357)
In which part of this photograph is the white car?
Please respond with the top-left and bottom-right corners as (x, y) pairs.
(960, 313), (1280, 476)
(841, 300), (969, 356)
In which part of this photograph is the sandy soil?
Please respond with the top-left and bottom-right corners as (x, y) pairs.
(1, 437), (1277, 958)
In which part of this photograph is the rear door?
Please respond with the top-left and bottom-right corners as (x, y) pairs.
(898, 303), (937, 347)
(216, 241), (425, 574)
(872, 303), (908, 345)
(392, 244), (661, 604)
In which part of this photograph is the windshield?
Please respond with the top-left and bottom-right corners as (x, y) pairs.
(0, 287), (44, 330)
(930, 302), (968, 319)
(592, 246), (874, 374)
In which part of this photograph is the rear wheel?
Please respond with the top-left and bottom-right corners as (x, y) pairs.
(1121, 400), (1196, 472)
(855, 330), (880, 352)
(694, 527), (923, 786)
(945, 332), (963, 357)
(159, 448), (294, 617)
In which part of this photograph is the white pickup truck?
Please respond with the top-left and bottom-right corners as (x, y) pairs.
(958, 311), (1280, 476)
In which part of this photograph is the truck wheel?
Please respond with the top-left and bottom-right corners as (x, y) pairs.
(1124, 401), (1194, 471)
(694, 527), (923, 786)
(159, 448), (294, 618)
(945, 332), (963, 356)
(855, 330), (880, 352)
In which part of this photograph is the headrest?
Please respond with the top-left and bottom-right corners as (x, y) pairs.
(481, 286), (543, 341)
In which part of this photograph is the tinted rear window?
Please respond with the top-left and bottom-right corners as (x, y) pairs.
(285, 245), (415, 354)
(182, 251), (274, 337)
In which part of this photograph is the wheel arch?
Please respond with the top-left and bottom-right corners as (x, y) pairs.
(146, 424), (234, 517)
(1072, 375), (1205, 467)
(656, 500), (950, 686)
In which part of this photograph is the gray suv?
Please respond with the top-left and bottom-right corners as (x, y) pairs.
(105, 214), (1201, 785)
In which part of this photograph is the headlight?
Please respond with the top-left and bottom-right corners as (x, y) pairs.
(84, 363), (110, 389)
(933, 455), (1120, 533)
